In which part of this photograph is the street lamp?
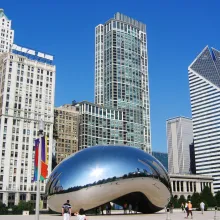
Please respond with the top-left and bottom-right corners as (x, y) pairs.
(35, 119), (44, 220)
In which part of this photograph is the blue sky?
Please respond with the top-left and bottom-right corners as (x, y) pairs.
(1, 0), (220, 153)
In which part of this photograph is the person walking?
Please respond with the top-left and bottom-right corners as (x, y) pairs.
(185, 202), (188, 215)
(135, 202), (138, 214)
(74, 208), (88, 220)
(186, 201), (193, 219)
(200, 201), (205, 214)
(123, 203), (128, 214)
(128, 204), (132, 214)
(62, 200), (71, 220)
(181, 203), (184, 212)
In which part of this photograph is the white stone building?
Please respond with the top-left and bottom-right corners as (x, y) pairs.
(0, 44), (55, 207)
(0, 9), (14, 54)
(169, 174), (214, 199)
(167, 117), (193, 174)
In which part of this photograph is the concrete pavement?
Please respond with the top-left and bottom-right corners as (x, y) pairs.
(0, 211), (220, 220)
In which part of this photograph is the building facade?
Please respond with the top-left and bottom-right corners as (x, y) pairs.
(167, 117), (193, 174)
(95, 13), (151, 152)
(54, 104), (79, 164)
(0, 9), (14, 54)
(0, 44), (55, 207)
(152, 151), (168, 171)
(189, 142), (196, 174)
(169, 174), (213, 199)
(188, 46), (220, 193)
(78, 101), (126, 150)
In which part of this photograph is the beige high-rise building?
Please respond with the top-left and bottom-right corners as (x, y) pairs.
(54, 104), (79, 164)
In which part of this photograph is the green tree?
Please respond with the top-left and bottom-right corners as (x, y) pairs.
(191, 192), (201, 208)
(168, 195), (178, 208)
(200, 186), (216, 207)
(178, 195), (186, 207)
(215, 191), (220, 207)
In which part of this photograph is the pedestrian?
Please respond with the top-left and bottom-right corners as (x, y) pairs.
(181, 203), (184, 212)
(128, 204), (132, 214)
(123, 203), (127, 214)
(200, 201), (205, 214)
(170, 202), (174, 213)
(108, 203), (111, 215)
(185, 202), (188, 215)
(100, 205), (104, 215)
(62, 199), (71, 220)
(74, 208), (88, 220)
(106, 204), (109, 215)
(186, 201), (193, 219)
(135, 202), (138, 214)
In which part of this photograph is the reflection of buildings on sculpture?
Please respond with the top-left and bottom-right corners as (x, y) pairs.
(152, 151), (168, 171)
(169, 174), (213, 199)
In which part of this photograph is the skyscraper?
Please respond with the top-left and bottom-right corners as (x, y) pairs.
(0, 8), (55, 207)
(54, 104), (79, 164)
(167, 117), (193, 174)
(95, 13), (151, 152)
(188, 46), (220, 192)
(0, 9), (14, 53)
(78, 101), (125, 150)
(0, 44), (55, 207)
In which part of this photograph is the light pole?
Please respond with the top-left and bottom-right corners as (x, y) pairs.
(35, 119), (44, 220)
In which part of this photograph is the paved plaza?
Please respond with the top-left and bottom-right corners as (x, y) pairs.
(0, 211), (220, 220)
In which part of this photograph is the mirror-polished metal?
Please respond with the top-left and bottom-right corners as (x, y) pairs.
(46, 145), (172, 213)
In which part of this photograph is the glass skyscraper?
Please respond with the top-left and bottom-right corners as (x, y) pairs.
(188, 46), (220, 192)
(95, 13), (151, 152)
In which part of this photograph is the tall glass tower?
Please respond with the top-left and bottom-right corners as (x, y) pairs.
(95, 13), (151, 152)
(188, 46), (220, 192)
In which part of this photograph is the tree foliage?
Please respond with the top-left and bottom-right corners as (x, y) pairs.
(178, 195), (186, 207)
(215, 191), (220, 207)
(191, 192), (201, 208)
(200, 186), (216, 207)
(0, 202), (8, 215)
(168, 196), (178, 208)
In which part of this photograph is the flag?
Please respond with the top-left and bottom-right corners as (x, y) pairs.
(33, 139), (40, 182)
(32, 136), (48, 182)
(41, 136), (48, 180)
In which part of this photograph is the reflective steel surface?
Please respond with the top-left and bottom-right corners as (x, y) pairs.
(46, 146), (172, 213)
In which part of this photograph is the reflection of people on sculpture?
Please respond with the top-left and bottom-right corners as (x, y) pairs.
(74, 208), (88, 220)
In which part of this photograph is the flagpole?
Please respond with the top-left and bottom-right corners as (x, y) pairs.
(35, 119), (44, 220)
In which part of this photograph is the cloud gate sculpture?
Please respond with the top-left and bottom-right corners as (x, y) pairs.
(46, 146), (171, 213)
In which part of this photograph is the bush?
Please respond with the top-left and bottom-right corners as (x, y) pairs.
(0, 202), (8, 215)
(12, 201), (34, 214)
